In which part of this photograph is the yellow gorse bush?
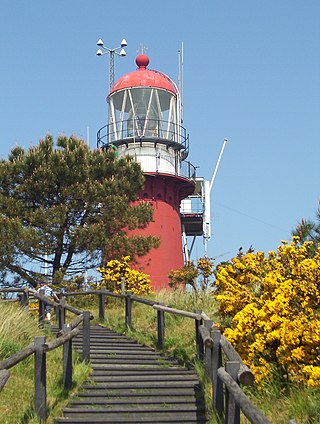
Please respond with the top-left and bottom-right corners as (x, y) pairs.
(98, 256), (153, 295)
(169, 257), (214, 291)
(215, 237), (320, 387)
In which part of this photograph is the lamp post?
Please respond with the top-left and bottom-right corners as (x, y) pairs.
(96, 38), (127, 89)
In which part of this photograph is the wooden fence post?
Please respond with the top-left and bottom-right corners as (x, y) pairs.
(58, 298), (66, 330)
(38, 289), (45, 324)
(19, 290), (29, 308)
(157, 305), (165, 350)
(212, 329), (224, 417)
(63, 324), (72, 390)
(99, 288), (106, 320)
(204, 319), (213, 379)
(55, 304), (59, 323)
(225, 361), (241, 424)
(121, 276), (125, 294)
(22, 290), (29, 308)
(125, 293), (132, 329)
(34, 336), (46, 422)
(194, 309), (204, 360)
(82, 311), (90, 363)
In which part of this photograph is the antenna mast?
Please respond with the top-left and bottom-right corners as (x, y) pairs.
(96, 38), (128, 90)
(177, 42), (184, 124)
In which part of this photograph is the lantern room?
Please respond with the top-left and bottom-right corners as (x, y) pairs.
(97, 54), (190, 176)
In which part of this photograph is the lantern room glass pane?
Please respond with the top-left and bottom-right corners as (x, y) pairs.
(108, 87), (179, 142)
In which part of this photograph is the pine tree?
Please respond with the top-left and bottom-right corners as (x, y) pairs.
(0, 135), (158, 286)
(292, 203), (320, 254)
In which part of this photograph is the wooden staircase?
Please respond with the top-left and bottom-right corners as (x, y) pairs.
(56, 324), (208, 423)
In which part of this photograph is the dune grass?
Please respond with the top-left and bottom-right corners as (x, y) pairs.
(0, 301), (91, 424)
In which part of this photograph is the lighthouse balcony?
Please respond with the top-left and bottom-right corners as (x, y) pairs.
(97, 118), (189, 153)
(180, 196), (204, 236)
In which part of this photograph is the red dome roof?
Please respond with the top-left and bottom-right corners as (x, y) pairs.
(109, 55), (177, 95)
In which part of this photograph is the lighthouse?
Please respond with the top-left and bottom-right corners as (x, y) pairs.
(97, 54), (197, 290)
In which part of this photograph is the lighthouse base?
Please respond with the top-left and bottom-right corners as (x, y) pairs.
(131, 173), (194, 291)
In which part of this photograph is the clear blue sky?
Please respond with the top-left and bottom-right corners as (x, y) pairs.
(1, 1), (319, 264)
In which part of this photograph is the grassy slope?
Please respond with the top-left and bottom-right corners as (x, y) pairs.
(87, 289), (320, 424)
(1, 291), (319, 423)
(0, 301), (90, 424)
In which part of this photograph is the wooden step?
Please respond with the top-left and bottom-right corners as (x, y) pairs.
(56, 324), (207, 423)
(76, 386), (202, 396)
(57, 416), (208, 423)
(81, 381), (201, 389)
(90, 374), (200, 383)
(69, 395), (199, 405)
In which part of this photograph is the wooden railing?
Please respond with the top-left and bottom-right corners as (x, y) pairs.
(0, 288), (92, 421)
(62, 289), (271, 424)
(0, 287), (271, 424)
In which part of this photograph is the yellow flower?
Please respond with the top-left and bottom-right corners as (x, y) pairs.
(216, 237), (320, 387)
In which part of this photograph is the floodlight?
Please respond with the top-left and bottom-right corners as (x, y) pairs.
(96, 49), (103, 56)
(97, 39), (104, 46)
(119, 49), (126, 57)
(120, 38), (128, 47)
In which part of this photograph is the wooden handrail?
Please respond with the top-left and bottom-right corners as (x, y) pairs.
(29, 289), (83, 315)
(153, 303), (202, 320)
(43, 327), (81, 352)
(218, 367), (271, 424)
(28, 289), (59, 307)
(220, 335), (254, 386)
(199, 325), (214, 348)
(0, 370), (10, 392)
(0, 342), (36, 371)
(57, 313), (84, 336)
(200, 311), (212, 321)
(62, 290), (99, 296)
(0, 312), (85, 371)
(63, 289), (123, 299)
(130, 295), (157, 306)
(0, 288), (25, 293)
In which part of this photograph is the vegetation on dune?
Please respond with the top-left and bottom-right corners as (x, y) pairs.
(0, 302), (42, 359)
(168, 256), (214, 292)
(0, 302), (90, 423)
(0, 134), (158, 286)
(215, 237), (320, 388)
(98, 255), (153, 295)
(292, 201), (320, 253)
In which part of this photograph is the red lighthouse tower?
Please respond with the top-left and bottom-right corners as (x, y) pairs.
(98, 54), (196, 290)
